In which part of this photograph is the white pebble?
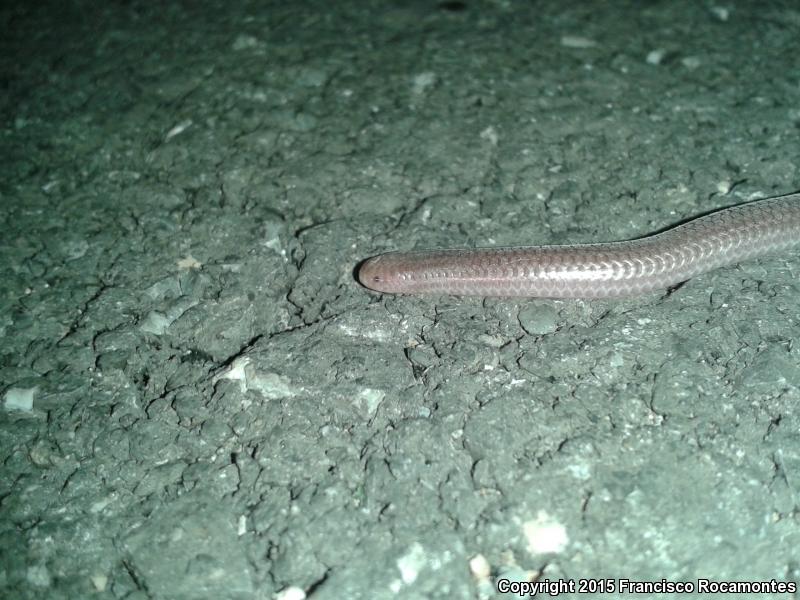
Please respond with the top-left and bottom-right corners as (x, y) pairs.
(275, 587), (306, 600)
(4, 387), (37, 411)
(709, 5), (730, 21)
(646, 48), (667, 65)
(469, 554), (491, 580)
(681, 56), (702, 70)
(523, 511), (569, 555)
(560, 35), (597, 49)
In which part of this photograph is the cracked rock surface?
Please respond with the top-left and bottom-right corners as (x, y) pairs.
(2, 1), (799, 598)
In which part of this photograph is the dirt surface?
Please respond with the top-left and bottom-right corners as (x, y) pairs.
(2, 1), (800, 598)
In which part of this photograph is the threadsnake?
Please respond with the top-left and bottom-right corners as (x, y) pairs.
(358, 192), (800, 298)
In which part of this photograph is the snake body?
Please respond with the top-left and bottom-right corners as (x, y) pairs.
(358, 192), (800, 298)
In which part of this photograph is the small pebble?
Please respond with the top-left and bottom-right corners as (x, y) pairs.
(276, 587), (306, 600)
(4, 387), (37, 411)
(560, 35), (597, 49)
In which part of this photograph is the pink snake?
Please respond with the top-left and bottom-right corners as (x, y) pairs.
(358, 192), (800, 298)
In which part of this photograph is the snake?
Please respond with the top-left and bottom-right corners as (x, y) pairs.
(358, 192), (800, 298)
